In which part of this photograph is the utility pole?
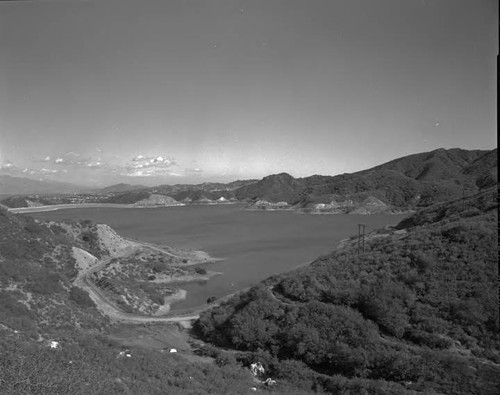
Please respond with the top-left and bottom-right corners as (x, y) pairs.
(462, 185), (467, 210)
(357, 224), (366, 254)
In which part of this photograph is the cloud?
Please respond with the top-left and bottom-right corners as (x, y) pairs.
(46, 154), (109, 170)
(86, 161), (103, 168)
(129, 155), (176, 167)
(22, 168), (37, 175)
(40, 168), (59, 174)
(31, 155), (52, 163)
(125, 167), (180, 178)
(123, 154), (177, 177)
(185, 167), (203, 173)
(0, 161), (27, 176)
(0, 160), (60, 178)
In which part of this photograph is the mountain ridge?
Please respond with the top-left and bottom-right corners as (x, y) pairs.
(1, 148), (496, 212)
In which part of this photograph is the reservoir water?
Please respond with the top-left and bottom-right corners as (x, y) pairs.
(30, 204), (407, 311)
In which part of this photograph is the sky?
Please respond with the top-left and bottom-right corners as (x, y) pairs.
(0, 0), (497, 187)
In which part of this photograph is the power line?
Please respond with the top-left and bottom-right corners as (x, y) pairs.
(357, 224), (366, 254)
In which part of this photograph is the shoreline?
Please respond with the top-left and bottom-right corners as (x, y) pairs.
(8, 202), (413, 216)
(8, 203), (136, 213)
(164, 258), (317, 317)
(33, 203), (407, 322)
(7, 201), (244, 214)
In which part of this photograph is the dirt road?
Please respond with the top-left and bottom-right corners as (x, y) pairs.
(73, 245), (204, 324)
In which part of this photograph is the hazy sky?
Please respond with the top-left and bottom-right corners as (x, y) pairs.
(0, 0), (497, 186)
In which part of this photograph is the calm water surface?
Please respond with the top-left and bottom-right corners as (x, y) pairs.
(30, 204), (407, 311)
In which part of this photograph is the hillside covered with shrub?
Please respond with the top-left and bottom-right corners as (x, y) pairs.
(0, 205), (322, 394)
(0, 206), (112, 336)
(237, 148), (497, 211)
(195, 186), (499, 394)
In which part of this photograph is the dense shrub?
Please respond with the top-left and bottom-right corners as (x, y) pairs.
(26, 270), (63, 295)
(146, 260), (169, 273)
(69, 287), (95, 308)
(0, 291), (38, 335)
(196, 189), (499, 393)
(195, 267), (208, 275)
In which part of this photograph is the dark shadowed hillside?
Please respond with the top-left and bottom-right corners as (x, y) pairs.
(364, 148), (489, 180)
(235, 172), (304, 203)
(102, 190), (151, 204)
(0, 194), (58, 208)
(195, 186), (499, 394)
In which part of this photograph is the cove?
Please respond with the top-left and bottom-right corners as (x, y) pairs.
(29, 204), (407, 312)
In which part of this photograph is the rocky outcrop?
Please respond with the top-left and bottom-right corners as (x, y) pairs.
(304, 195), (391, 214)
(248, 200), (291, 210)
(26, 199), (44, 207)
(72, 247), (98, 271)
(350, 196), (389, 214)
(95, 224), (137, 257)
(133, 194), (184, 207)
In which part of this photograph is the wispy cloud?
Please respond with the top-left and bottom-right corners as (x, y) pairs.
(0, 161), (14, 170)
(123, 154), (177, 177)
(40, 168), (59, 174)
(3, 152), (190, 184)
(185, 167), (203, 173)
(129, 155), (176, 167)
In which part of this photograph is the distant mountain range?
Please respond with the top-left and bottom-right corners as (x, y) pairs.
(248, 147), (498, 212)
(97, 183), (149, 194)
(163, 147), (496, 213)
(1, 148), (497, 212)
(0, 174), (85, 195)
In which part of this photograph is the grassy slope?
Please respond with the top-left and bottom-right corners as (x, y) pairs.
(195, 186), (499, 394)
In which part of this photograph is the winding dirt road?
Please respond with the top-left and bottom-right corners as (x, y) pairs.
(73, 243), (206, 324)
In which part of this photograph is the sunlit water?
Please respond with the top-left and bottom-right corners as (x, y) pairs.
(30, 204), (407, 311)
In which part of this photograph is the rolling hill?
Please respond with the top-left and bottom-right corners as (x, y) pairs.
(235, 148), (497, 211)
(195, 186), (500, 394)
